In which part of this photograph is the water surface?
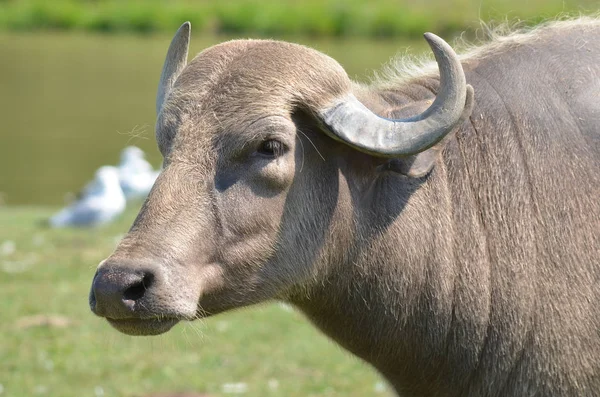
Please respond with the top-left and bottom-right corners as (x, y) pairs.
(0, 32), (422, 205)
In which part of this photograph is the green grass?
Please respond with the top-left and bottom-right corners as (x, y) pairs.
(0, 0), (596, 38)
(0, 206), (389, 397)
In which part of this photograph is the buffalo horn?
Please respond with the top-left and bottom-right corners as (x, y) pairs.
(156, 22), (191, 115)
(318, 33), (472, 157)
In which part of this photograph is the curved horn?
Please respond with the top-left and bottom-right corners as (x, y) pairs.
(318, 33), (472, 157)
(156, 22), (191, 114)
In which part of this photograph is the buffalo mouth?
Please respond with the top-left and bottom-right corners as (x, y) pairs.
(106, 317), (180, 336)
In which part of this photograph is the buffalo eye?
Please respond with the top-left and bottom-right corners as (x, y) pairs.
(256, 139), (287, 158)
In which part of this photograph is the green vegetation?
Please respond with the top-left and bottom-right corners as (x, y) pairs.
(0, 206), (388, 397)
(0, 0), (596, 38)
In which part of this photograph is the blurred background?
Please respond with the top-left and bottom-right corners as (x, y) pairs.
(0, 0), (596, 396)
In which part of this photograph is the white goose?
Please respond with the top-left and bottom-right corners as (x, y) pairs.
(117, 146), (160, 201)
(49, 166), (126, 228)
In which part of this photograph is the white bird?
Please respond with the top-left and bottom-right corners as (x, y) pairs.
(117, 146), (160, 201)
(48, 166), (126, 228)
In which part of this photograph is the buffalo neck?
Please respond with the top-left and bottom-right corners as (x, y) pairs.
(288, 138), (476, 395)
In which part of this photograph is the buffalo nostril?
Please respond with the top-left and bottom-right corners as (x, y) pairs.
(89, 289), (97, 309)
(89, 269), (100, 312)
(91, 265), (159, 318)
(123, 273), (154, 302)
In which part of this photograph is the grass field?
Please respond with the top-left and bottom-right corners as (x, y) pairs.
(0, 206), (389, 397)
(0, 0), (596, 38)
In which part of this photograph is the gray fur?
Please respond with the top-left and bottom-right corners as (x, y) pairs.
(90, 19), (600, 397)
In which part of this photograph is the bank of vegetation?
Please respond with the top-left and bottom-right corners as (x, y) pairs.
(0, 0), (595, 38)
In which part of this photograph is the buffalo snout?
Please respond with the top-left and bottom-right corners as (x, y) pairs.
(89, 262), (157, 319)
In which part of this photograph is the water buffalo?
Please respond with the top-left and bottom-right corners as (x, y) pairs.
(89, 18), (600, 396)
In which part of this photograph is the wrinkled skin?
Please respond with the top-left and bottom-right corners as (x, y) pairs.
(90, 20), (600, 396)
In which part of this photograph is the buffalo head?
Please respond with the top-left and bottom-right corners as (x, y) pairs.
(89, 22), (473, 335)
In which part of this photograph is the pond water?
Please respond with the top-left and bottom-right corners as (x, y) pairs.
(0, 32), (423, 205)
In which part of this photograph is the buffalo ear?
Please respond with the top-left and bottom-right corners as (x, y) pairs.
(156, 22), (191, 115)
(383, 146), (442, 178)
(382, 85), (474, 178)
